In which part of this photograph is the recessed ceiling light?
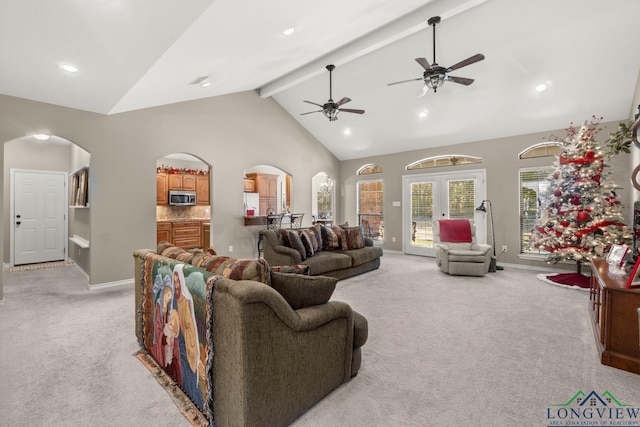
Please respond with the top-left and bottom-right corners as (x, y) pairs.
(282, 27), (295, 36)
(419, 111), (428, 118)
(535, 83), (547, 92)
(33, 134), (50, 141)
(200, 82), (211, 88)
(343, 128), (351, 136)
(58, 63), (79, 73)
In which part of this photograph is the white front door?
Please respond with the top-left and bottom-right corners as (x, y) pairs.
(13, 170), (67, 265)
(403, 170), (486, 257)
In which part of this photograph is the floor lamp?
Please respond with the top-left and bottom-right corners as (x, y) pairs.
(475, 200), (502, 272)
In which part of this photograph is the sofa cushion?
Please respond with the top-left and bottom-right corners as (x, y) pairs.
(341, 226), (365, 250)
(301, 250), (353, 275)
(270, 271), (337, 310)
(336, 246), (384, 267)
(288, 230), (307, 260)
(270, 264), (311, 275)
(303, 224), (323, 252)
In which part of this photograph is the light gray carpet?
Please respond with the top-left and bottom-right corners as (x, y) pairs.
(1, 253), (639, 427)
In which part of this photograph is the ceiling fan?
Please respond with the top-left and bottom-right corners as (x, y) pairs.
(387, 16), (485, 97)
(301, 64), (365, 122)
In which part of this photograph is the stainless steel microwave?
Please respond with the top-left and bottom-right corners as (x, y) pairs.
(168, 191), (196, 206)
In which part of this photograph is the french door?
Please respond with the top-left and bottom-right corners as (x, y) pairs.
(402, 170), (486, 256)
(12, 170), (67, 265)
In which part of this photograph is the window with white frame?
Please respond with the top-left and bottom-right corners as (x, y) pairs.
(519, 167), (552, 254)
(357, 179), (384, 242)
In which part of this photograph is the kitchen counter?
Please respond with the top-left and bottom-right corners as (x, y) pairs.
(158, 218), (210, 223)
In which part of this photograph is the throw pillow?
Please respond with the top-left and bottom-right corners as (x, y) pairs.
(298, 229), (315, 257)
(304, 224), (322, 252)
(270, 271), (338, 310)
(341, 226), (365, 250)
(321, 224), (341, 250)
(287, 230), (306, 260)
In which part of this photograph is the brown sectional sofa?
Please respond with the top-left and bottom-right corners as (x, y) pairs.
(261, 224), (383, 280)
(134, 242), (368, 427)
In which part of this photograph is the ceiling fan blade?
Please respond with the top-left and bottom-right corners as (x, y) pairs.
(415, 57), (431, 71)
(387, 77), (422, 86)
(300, 110), (323, 115)
(416, 85), (429, 98)
(303, 100), (324, 108)
(446, 53), (485, 72)
(336, 97), (351, 107)
(447, 76), (474, 86)
(339, 108), (365, 114)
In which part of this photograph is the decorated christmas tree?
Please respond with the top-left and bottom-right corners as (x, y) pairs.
(529, 116), (632, 271)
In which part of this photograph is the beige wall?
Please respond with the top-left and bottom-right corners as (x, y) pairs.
(0, 91), (340, 299)
(339, 121), (635, 270)
(1, 88), (638, 301)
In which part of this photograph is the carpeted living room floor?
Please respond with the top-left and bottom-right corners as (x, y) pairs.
(1, 252), (639, 427)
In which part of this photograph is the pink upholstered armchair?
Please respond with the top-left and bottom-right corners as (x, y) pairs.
(433, 219), (492, 276)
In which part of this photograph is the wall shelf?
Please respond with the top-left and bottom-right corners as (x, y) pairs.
(70, 167), (89, 207)
(69, 235), (90, 249)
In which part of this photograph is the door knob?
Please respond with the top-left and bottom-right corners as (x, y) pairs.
(16, 214), (21, 218)
(16, 221), (21, 225)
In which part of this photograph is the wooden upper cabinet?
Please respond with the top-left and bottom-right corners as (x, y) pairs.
(243, 178), (255, 192)
(157, 173), (168, 205)
(196, 175), (210, 205)
(168, 174), (183, 190)
(167, 173), (197, 191)
(182, 174), (196, 191)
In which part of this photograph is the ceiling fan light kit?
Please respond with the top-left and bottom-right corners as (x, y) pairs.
(387, 16), (485, 97)
(301, 64), (365, 122)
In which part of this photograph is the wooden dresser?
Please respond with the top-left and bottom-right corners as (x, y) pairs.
(589, 258), (640, 374)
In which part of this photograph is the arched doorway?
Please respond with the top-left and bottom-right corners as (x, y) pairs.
(156, 153), (212, 251)
(4, 135), (91, 276)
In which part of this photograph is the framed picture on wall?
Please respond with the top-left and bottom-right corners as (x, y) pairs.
(606, 244), (628, 267)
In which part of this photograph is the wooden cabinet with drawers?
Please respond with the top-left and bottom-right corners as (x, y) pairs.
(172, 221), (201, 249)
(157, 221), (172, 243)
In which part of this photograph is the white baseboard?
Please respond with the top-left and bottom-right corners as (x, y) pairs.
(88, 278), (133, 291)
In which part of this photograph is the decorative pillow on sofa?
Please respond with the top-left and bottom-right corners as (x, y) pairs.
(340, 226), (365, 250)
(302, 225), (322, 252)
(158, 241), (195, 263)
(298, 230), (315, 257)
(321, 225), (343, 250)
(270, 271), (338, 310)
(288, 230), (307, 260)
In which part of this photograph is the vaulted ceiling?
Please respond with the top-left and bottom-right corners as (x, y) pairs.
(2, 0), (639, 160)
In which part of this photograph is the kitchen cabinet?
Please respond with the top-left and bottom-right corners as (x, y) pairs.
(172, 221), (201, 249)
(246, 173), (278, 215)
(202, 221), (210, 250)
(168, 173), (196, 191)
(157, 173), (168, 205)
(196, 175), (210, 206)
(157, 222), (172, 243)
(243, 178), (255, 192)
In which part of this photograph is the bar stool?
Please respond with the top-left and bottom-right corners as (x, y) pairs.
(289, 213), (304, 229)
(258, 214), (284, 257)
